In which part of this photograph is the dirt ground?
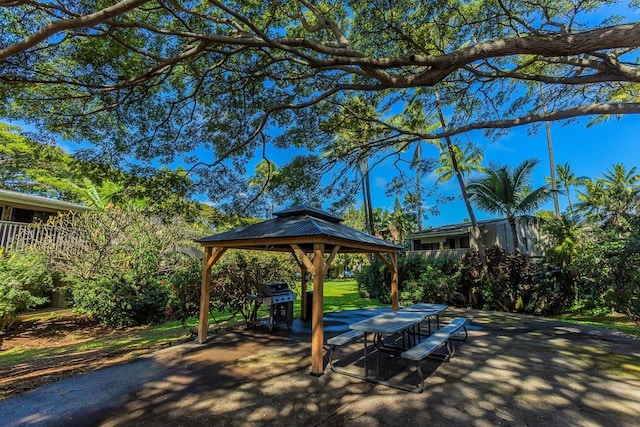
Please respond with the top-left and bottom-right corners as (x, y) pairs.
(2, 309), (640, 426)
(0, 314), (191, 399)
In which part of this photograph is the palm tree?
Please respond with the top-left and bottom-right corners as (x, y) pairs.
(601, 163), (640, 227)
(434, 91), (488, 270)
(390, 104), (440, 231)
(541, 212), (583, 268)
(555, 162), (588, 213)
(576, 164), (639, 229)
(326, 96), (388, 235)
(434, 141), (486, 185)
(467, 159), (552, 252)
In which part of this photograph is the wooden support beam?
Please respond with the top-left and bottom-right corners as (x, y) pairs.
(375, 252), (393, 270)
(291, 244), (316, 275)
(390, 252), (399, 311)
(311, 242), (325, 376)
(323, 245), (341, 275)
(300, 264), (308, 320)
(198, 247), (227, 344)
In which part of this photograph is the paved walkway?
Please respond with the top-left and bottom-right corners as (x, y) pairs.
(1, 309), (639, 426)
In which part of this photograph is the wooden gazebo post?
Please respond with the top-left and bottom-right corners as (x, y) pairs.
(198, 246), (227, 344)
(311, 242), (325, 375)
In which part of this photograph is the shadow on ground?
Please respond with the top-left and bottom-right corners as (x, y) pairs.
(2, 309), (639, 426)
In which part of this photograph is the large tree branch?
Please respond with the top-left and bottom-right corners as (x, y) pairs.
(418, 103), (640, 139)
(0, 0), (151, 62)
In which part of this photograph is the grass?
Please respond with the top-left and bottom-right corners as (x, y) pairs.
(294, 279), (385, 315)
(2, 279), (637, 367)
(553, 312), (639, 337)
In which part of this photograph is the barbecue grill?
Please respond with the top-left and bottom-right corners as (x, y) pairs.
(247, 281), (297, 331)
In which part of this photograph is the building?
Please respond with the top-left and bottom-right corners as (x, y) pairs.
(1, 189), (90, 308)
(0, 188), (89, 224)
(409, 216), (542, 260)
(1, 189), (90, 252)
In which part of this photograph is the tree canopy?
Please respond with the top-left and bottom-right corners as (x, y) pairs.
(2, 1), (640, 211)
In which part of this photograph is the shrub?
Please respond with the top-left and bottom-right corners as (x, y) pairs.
(70, 277), (168, 327)
(459, 248), (554, 314)
(164, 257), (203, 327)
(38, 206), (199, 327)
(357, 255), (460, 305)
(209, 251), (299, 327)
(0, 249), (53, 346)
(356, 257), (388, 301)
(571, 216), (640, 328)
(400, 263), (462, 306)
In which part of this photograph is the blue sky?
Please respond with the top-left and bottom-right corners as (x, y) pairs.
(360, 114), (640, 227)
(11, 110), (638, 228)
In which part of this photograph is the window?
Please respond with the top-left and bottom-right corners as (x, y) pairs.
(11, 208), (34, 223)
(414, 240), (439, 250)
(445, 238), (456, 249)
(460, 236), (470, 248)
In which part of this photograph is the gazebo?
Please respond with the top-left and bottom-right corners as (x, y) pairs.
(195, 205), (403, 375)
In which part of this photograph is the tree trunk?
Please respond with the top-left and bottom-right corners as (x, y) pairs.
(507, 214), (520, 253)
(540, 84), (561, 218)
(415, 142), (423, 231)
(361, 157), (375, 235)
(435, 92), (488, 273)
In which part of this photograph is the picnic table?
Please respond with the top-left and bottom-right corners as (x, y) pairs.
(328, 304), (467, 392)
(398, 303), (448, 335)
(350, 311), (427, 379)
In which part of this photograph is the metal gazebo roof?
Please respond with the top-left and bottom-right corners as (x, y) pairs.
(196, 205), (403, 253)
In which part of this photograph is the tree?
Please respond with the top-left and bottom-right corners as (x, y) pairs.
(434, 91), (489, 271)
(37, 205), (200, 326)
(576, 164), (640, 229)
(540, 212), (583, 268)
(467, 159), (552, 252)
(2, 2), (640, 205)
(323, 96), (391, 235)
(433, 142), (486, 185)
(248, 159), (279, 217)
(389, 104), (440, 231)
(0, 122), (75, 198)
(555, 162), (588, 214)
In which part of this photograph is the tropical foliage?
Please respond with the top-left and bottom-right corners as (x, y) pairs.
(0, 249), (53, 347)
(34, 206), (200, 327)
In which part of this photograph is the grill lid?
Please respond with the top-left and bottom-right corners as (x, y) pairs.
(256, 281), (291, 296)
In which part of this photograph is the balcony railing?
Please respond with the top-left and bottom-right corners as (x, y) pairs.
(409, 248), (471, 260)
(0, 220), (81, 254)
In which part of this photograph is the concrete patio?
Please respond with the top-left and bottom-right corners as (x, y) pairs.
(2, 308), (639, 426)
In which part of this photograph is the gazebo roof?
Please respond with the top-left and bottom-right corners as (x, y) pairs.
(196, 205), (402, 253)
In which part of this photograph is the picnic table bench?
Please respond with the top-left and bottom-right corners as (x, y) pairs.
(401, 317), (468, 393)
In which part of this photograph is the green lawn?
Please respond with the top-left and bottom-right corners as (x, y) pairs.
(2, 279), (637, 368)
(294, 279), (385, 315)
(554, 312), (639, 336)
